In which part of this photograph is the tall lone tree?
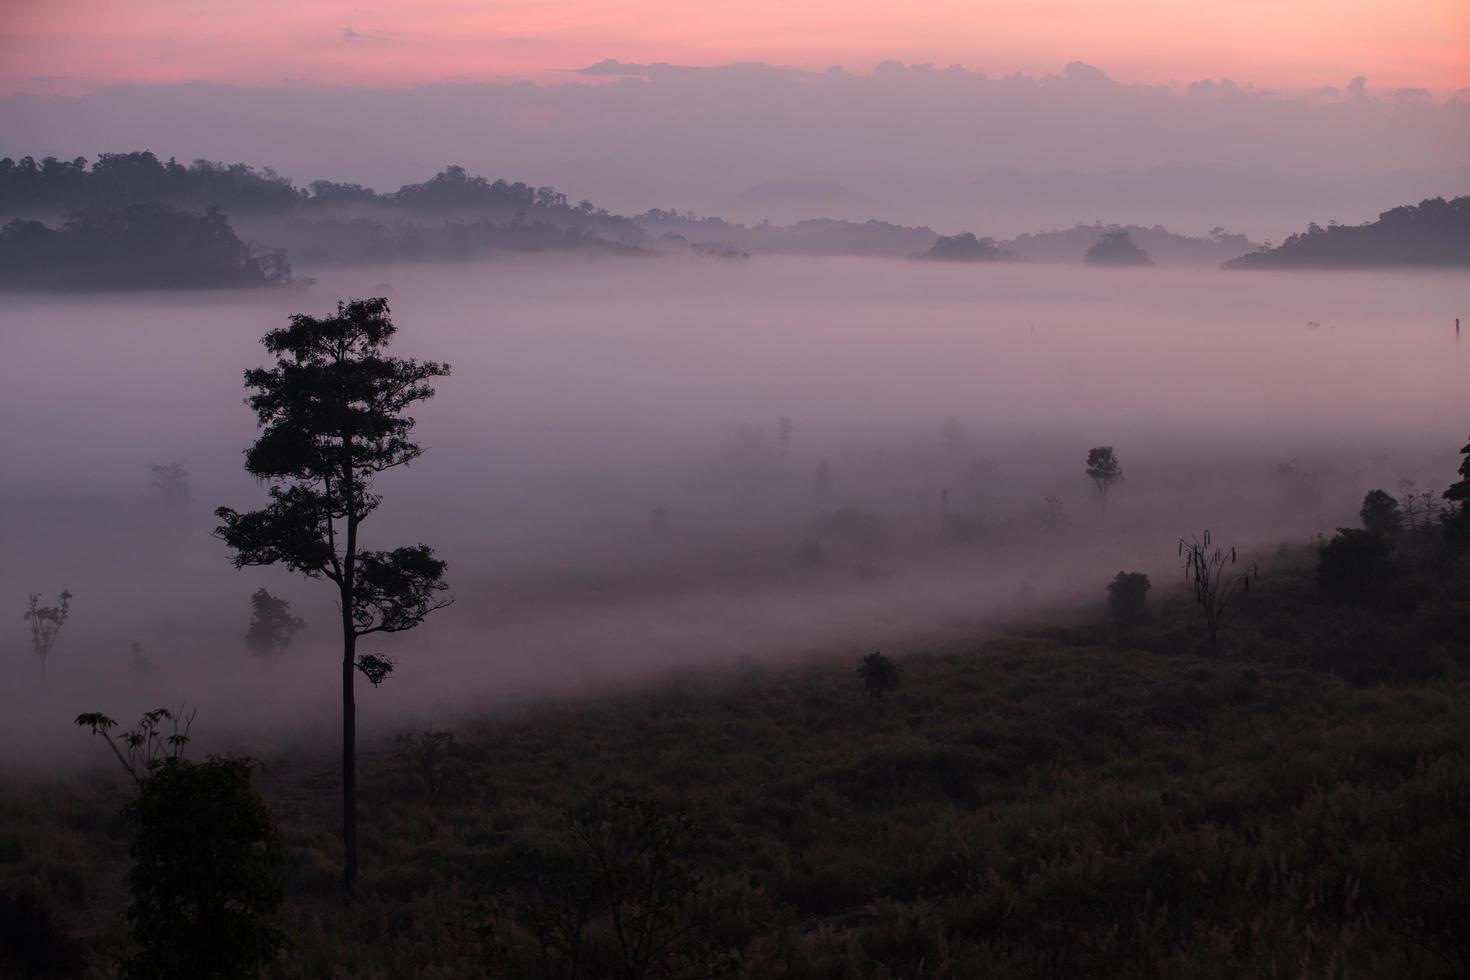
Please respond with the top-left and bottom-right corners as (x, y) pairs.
(215, 297), (451, 894)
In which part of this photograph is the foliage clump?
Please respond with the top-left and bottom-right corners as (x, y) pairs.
(1359, 488), (1402, 538)
(858, 651), (901, 703)
(1316, 527), (1394, 603)
(119, 758), (282, 980)
(1105, 571), (1152, 625)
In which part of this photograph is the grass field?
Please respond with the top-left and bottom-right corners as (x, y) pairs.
(3, 546), (1468, 979)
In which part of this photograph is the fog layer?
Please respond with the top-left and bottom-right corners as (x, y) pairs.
(1, 256), (1466, 761)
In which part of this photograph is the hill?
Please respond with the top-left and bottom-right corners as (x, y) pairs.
(1225, 196), (1470, 268)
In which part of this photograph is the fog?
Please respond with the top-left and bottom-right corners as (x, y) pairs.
(1, 256), (1466, 763)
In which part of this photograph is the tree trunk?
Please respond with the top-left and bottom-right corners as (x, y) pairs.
(341, 585), (358, 897)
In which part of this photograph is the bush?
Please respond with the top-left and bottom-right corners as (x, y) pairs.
(1316, 528), (1393, 603)
(858, 652), (901, 703)
(120, 758), (283, 980)
(1105, 571), (1151, 625)
(0, 890), (86, 978)
(480, 795), (738, 980)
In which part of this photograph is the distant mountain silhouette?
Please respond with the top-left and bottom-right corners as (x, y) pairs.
(1224, 196), (1470, 268)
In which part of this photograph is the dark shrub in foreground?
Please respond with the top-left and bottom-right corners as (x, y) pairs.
(121, 758), (282, 980)
(1316, 528), (1393, 603)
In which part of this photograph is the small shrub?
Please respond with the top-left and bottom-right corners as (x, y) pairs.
(1105, 571), (1151, 625)
(397, 724), (458, 797)
(858, 651), (901, 703)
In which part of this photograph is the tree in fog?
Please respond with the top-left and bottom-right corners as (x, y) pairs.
(777, 416), (793, 467)
(244, 588), (306, 662)
(215, 298), (451, 894)
(1359, 489), (1401, 538)
(1085, 447), (1124, 508)
(148, 461), (191, 511)
(23, 589), (71, 681)
(1039, 493), (1069, 532)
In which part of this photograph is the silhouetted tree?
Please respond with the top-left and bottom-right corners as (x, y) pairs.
(858, 651), (900, 703)
(1359, 489), (1402, 538)
(243, 588), (305, 662)
(214, 297), (451, 894)
(777, 416), (793, 466)
(1106, 572), (1152, 625)
(1086, 447), (1123, 508)
(23, 590), (71, 681)
(1443, 436), (1470, 549)
(1179, 532), (1256, 649)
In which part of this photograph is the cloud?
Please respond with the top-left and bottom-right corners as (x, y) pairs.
(342, 27), (386, 42)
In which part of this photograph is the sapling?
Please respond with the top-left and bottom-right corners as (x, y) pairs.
(1178, 531), (1257, 650)
(23, 589), (71, 680)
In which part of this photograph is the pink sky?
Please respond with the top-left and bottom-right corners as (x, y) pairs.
(2, 0), (1467, 96)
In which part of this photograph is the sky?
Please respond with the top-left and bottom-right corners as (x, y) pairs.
(2, 0), (1467, 97)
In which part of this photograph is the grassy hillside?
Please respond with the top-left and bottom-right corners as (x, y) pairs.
(3, 547), (1468, 979)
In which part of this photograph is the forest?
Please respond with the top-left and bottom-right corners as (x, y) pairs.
(1225, 197), (1470, 268)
